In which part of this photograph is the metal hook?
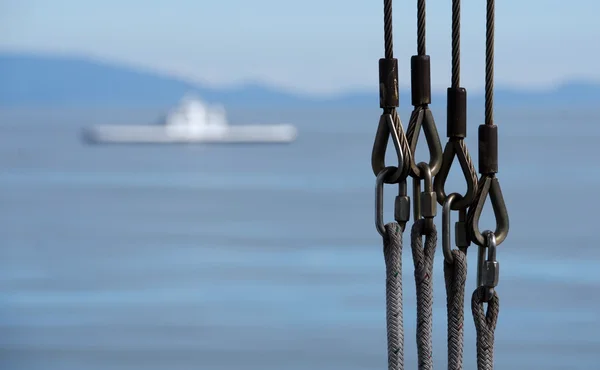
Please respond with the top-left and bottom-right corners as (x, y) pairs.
(468, 175), (509, 247)
(456, 208), (471, 249)
(411, 162), (432, 222)
(413, 173), (421, 223)
(433, 139), (478, 210)
(476, 230), (499, 302)
(371, 114), (406, 184)
(406, 107), (443, 179)
(412, 162), (436, 232)
(375, 166), (407, 237)
(442, 193), (460, 263)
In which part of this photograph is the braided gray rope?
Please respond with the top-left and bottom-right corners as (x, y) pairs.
(472, 287), (500, 370)
(410, 219), (436, 370)
(485, 0), (495, 126)
(383, 223), (405, 370)
(444, 249), (468, 370)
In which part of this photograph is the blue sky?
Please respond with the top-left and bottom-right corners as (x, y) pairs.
(1, 0), (598, 96)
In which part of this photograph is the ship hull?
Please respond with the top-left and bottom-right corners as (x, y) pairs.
(82, 124), (298, 144)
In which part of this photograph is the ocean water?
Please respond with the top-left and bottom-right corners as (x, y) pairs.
(0, 106), (598, 370)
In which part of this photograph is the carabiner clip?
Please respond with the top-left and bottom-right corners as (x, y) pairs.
(442, 193), (459, 263)
(375, 167), (408, 237)
(476, 230), (499, 302)
(443, 192), (472, 264)
(413, 162), (436, 232)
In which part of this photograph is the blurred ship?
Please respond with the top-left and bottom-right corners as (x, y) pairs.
(81, 95), (298, 144)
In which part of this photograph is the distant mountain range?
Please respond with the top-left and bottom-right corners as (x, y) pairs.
(0, 51), (598, 108)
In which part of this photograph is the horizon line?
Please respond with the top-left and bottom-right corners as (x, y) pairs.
(1, 48), (599, 100)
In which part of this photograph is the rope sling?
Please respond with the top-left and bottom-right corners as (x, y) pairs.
(371, 1), (510, 369)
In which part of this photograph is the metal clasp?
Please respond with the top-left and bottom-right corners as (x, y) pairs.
(412, 162), (436, 232)
(442, 193), (459, 263)
(443, 189), (473, 263)
(476, 230), (499, 302)
(376, 168), (410, 238)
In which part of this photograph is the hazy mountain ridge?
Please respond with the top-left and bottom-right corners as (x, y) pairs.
(0, 52), (597, 108)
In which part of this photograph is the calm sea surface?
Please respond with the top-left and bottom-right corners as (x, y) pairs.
(0, 106), (598, 369)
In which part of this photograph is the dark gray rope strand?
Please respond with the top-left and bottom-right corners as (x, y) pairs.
(448, 0), (478, 197)
(410, 220), (437, 370)
(485, 0), (495, 126)
(472, 287), (500, 370)
(391, 110), (413, 176)
(382, 0), (412, 174)
(444, 249), (468, 370)
(456, 139), (479, 195)
(417, 0), (426, 55)
(405, 107), (423, 149)
(451, 0), (460, 88)
(384, 0), (393, 59)
(384, 223), (405, 370)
